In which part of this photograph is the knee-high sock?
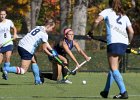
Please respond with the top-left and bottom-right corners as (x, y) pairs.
(112, 69), (126, 93)
(5, 66), (25, 74)
(4, 62), (10, 68)
(5, 66), (16, 73)
(104, 70), (114, 92)
(31, 63), (40, 81)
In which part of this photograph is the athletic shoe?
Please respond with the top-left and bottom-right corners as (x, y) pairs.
(100, 91), (109, 98)
(35, 80), (42, 85)
(57, 79), (72, 84)
(1, 67), (8, 80)
(113, 91), (128, 99)
(62, 79), (72, 84)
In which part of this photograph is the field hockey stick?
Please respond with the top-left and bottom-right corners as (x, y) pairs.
(0, 38), (14, 48)
(130, 48), (140, 55)
(72, 57), (91, 72)
(88, 35), (107, 43)
(64, 57), (91, 79)
(54, 56), (72, 73)
(87, 32), (139, 55)
(86, 31), (107, 43)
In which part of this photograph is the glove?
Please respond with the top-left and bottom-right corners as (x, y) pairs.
(51, 50), (58, 57)
(86, 31), (94, 38)
(126, 45), (131, 53)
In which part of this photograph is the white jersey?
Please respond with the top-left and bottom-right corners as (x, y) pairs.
(99, 8), (132, 45)
(18, 26), (48, 54)
(0, 19), (14, 46)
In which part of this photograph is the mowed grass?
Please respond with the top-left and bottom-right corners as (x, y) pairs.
(0, 72), (140, 100)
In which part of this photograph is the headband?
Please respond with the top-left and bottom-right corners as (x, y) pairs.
(64, 28), (72, 35)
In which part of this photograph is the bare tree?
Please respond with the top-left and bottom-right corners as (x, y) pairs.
(72, 0), (88, 50)
(31, 0), (42, 30)
(60, 0), (71, 34)
(131, 0), (136, 8)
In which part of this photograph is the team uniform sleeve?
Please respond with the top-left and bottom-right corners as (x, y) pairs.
(99, 9), (109, 19)
(41, 32), (48, 43)
(9, 20), (14, 28)
(125, 16), (132, 27)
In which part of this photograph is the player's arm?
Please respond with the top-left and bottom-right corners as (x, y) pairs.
(11, 21), (18, 39)
(73, 40), (91, 61)
(62, 41), (79, 67)
(127, 26), (134, 43)
(90, 15), (104, 32)
(43, 42), (58, 57)
(42, 42), (53, 56)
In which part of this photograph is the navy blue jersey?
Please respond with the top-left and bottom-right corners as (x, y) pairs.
(54, 38), (73, 56)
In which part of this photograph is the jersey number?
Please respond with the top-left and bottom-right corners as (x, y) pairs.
(4, 33), (6, 38)
(31, 29), (40, 36)
(116, 15), (122, 25)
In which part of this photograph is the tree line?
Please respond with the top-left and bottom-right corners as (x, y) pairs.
(0, 0), (139, 35)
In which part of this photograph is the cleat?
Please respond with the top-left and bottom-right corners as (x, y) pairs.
(57, 79), (72, 84)
(35, 80), (42, 85)
(1, 67), (8, 80)
(61, 79), (72, 84)
(100, 91), (109, 98)
(64, 79), (72, 84)
(113, 91), (128, 99)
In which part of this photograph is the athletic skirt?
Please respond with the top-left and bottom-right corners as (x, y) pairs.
(18, 46), (33, 60)
(107, 43), (128, 55)
(0, 45), (13, 53)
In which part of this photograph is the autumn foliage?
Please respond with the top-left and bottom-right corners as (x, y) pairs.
(0, 0), (140, 35)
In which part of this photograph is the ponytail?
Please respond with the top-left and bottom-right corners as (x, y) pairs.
(109, 0), (125, 15)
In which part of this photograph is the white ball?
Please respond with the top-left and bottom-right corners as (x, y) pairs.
(82, 80), (86, 84)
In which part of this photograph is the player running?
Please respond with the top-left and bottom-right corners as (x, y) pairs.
(2, 19), (57, 85)
(0, 8), (18, 80)
(50, 28), (91, 84)
(88, 0), (134, 99)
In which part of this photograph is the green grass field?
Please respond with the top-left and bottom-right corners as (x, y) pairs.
(0, 48), (140, 100)
(0, 72), (140, 100)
